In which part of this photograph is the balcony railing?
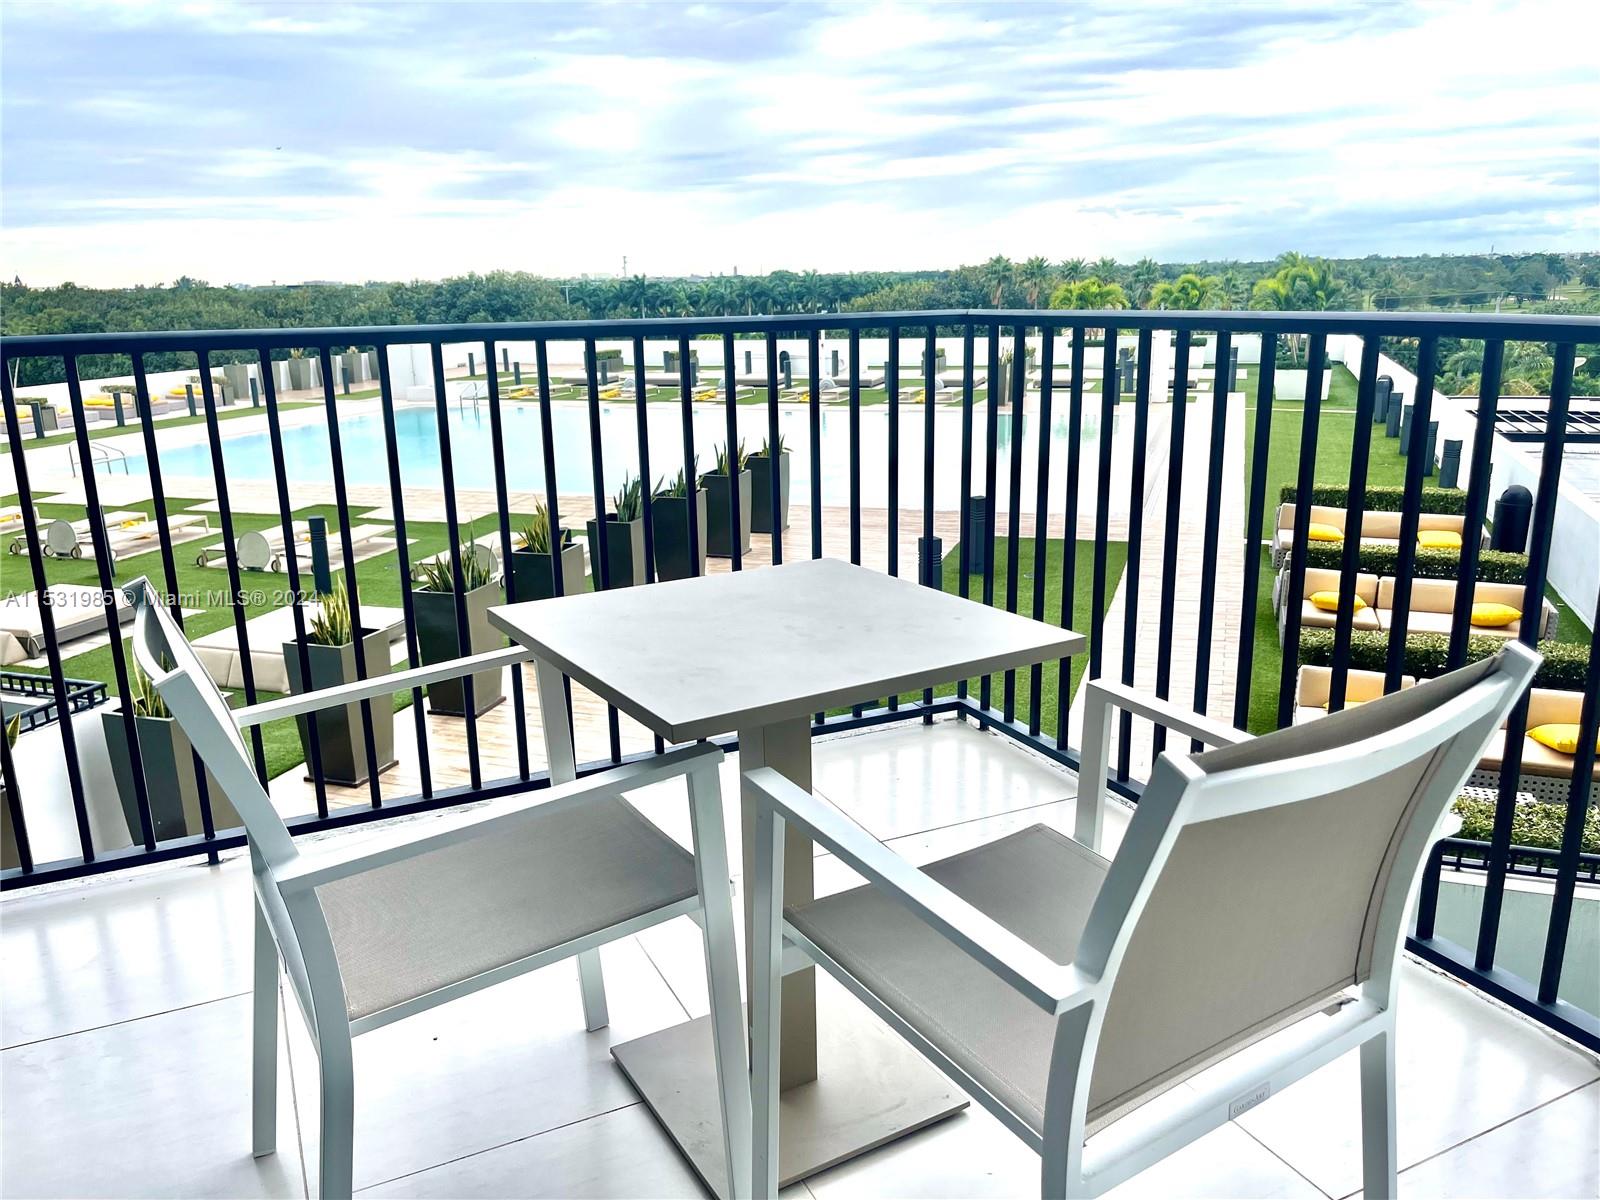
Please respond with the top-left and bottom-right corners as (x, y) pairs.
(2, 308), (1596, 1054)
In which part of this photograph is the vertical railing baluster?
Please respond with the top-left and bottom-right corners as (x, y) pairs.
(1326, 337), (1380, 714)
(428, 342), (481, 791)
(196, 350), (271, 783)
(886, 323), (900, 586)
(2, 360), (94, 861)
(1055, 326), (1086, 747)
(722, 331), (742, 573)
(634, 335), (665, 755)
(317, 346), (384, 805)
(957, 322), (975, 711)
(536, 338), (579, 753)
(765, 334), (782, 567)
(1150, 328), (1191, 758)
(979, 323), (1001, 714)
(1476, 341), (1574, 972)
(1380, 336), (1437, 692)
(132, 354), (217, 852)
(1537, 579), (1600, 1003)
(261, 354), (328, 819)
(678, 334), (701, 579)
(1447, 341), (1504, 668)
(1027, 324), (1056, 736)
(1002, 324), (1027, 723)
(584, 338), (623, 762)
(375, 342), (432, 798)
(808, 329), (822, 562)
(1233, 334), (1277, 730)
(1115, 329), (1153, 777)
(1275, 332), (1328, 730)
(484, 338), (531, 781)
(849, 327), (862, 567)
(1189, 329), (1232, 748)
(1089, 328), (1118, 684)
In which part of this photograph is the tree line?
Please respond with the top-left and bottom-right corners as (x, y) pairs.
(3, 251), (1595, 389)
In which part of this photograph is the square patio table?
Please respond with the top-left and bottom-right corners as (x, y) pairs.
(490, 557), (1085, 1195)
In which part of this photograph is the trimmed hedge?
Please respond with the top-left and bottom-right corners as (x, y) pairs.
(1452, 797), (1599, 856)
(1297, 628), (1590, 691)
(1303, 542), (1528, 583)
(1279, 484), (1467, 515)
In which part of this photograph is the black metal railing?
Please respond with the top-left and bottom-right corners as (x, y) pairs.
(2, 308), (1596, 1052)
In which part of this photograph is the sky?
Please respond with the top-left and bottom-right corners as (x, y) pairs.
(1, 0), (1596, 288)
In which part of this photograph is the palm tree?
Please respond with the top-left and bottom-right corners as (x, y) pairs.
(1092, 257), (1119, 283)
(1149, 272), (1222, 310)
(1129, 257), (1161, 307)
(621, 275), (653, 319)
(1018, 256), (1052, 308)
(1058, 257), (1087, 284)
(800, 269), (824, 313)
(980, 255), (1014, 307)
(1048, 277), (1129, 310)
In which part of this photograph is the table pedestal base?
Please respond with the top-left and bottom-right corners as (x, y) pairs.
(612, 994), (968, 1197)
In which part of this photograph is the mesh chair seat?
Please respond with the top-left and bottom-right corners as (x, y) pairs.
(318, 796), (696, 1019)
(787, 824), (1108, 1136)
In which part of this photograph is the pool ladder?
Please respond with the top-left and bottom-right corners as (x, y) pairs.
(68, 442), (131, 476)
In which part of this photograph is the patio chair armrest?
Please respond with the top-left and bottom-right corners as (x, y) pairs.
(233, 644), (535, 729)
(743, 766), (1095, 1016)
(276, 742), (723, 894)
(1075, 679), (1252, 852)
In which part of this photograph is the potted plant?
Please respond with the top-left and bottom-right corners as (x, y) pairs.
(748, 434), (790, 534)
(282, 580), (395, 786)
(411, 538), (504, 716)
(221, 362), (252, 405)
(510, 500), (586, 600)
(102, 661), (237, 842)
(286, 347), (314, 390)
(340, 345), (364, 387)
(701, 440), (752, 557)
(585, 472), (647, 588)
(651, 465), (708, 581)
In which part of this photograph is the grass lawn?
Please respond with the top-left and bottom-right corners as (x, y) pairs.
(3, 402), (322, 453)
(869, 537), (1128, 738)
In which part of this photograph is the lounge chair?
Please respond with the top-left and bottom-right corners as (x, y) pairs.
(0, 583), (133, 666)
(123, 577), (751, 1200)
(196, 522), (393, 572)
(35, 510), (146, 559)
(1272, 503), (1480, 569)
(102, 512), (212, 561)
(746, 646), (1537, 1198)
(1293, 665), (1416, 724)
(1471, 686), (1600, 804)
(1374, 577), (1557, 641)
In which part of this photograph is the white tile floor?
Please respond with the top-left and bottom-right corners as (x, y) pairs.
(3, 719), (1596, 1200)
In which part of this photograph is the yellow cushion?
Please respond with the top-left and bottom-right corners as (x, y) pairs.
(1309, 590), (1366, 613)
(1527, 724), (1599, 756)
(1470, 602), (1521, 628)
(1322, 699), (1367, 710)
(1307, 522), (1344, 542)
(1418, 530), (1462, 549)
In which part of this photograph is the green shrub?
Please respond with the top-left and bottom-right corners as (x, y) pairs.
(592, 348), (623, 363)
(1302, 543), (1528, 583)
(1451, 796), (1599, 856)
(1279, 484), (1467, 514)
(1297, 628), (1590, 690)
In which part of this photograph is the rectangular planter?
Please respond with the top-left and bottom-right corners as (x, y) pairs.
(509, 540), (586, 601)
(748, 452), (790, 534)
(585, 514), (646, 588)
(701, 469), (752, 558)
(412, 581), (505, 717)
(28, 405), (60, 434)
(222, 363), (251, 404)
(282, 629), (395, 786)
(102, 708), (237, 842)
(340, 351), (363, 386)
(651, 491), (709, 581)
(287, 358), (314, 390)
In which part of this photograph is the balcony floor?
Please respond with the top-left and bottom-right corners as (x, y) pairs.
(3, 720), (1596, 1200)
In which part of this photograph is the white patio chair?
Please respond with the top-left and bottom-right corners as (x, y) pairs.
(123, 576), (753, 1200)
(746, 644), (1538, 1199)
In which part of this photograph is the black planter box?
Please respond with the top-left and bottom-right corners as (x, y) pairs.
(287, 357), (314, 390)
(509, 541), (585, 601)
(283, 630), (396, 786)
(412, 582), (505, 717)
(651, 491), (708, 581)
(102, 708), (236, 842)
(748, 452), (791, 534)
(584, 514), (647, 588)
(700, 469), (753, 557)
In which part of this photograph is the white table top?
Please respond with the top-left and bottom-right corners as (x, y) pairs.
(490, 557), (1085, 742)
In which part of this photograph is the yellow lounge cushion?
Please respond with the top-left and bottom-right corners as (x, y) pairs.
(1309, 590), (1366, 613)
(1307, 522), (1343, 542)
(1470, 602), (1521, 627)
(1322, 699), (1367, 710)
(1527, 724), (1599, 756)
(1418, 530), (1462, 549)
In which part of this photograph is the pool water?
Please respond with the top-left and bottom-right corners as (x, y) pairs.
(119, 398), (1135, 517)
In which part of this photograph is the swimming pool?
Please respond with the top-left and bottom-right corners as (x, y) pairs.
(119, 399), (1135, 517)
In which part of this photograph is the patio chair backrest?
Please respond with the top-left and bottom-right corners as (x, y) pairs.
(123, 577), (297, 867)
(1074, 644), (1535, 1125)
